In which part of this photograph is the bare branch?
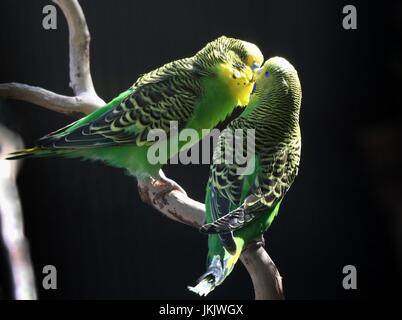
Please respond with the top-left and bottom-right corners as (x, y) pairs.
(240, 238), (284, 300)
(52, 0), (100, 98)
(0, 125), (37, 300)
(0, 83), (102, 115)
(138, 174), (206, 228)
(0, 0), (105, 111)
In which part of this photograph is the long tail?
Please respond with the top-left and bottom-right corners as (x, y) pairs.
(5, 89), (134, 161)
(188, 236), (245, 296)
(5, 147), (54, 160)
(187, 255), (225, 296)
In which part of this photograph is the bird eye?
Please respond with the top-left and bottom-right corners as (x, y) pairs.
(265, 71), (270, 78)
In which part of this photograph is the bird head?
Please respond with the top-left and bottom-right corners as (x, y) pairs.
(196, 36), (264, 106)
(251, 56), (298, 98)
(242, 56), (302, 121)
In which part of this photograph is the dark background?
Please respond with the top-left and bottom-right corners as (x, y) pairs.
(0, 0), (401, 299)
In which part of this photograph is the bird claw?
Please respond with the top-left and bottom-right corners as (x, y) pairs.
(151, 176), (186, 208)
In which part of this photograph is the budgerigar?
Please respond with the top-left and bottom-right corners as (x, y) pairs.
(7, 36), (263, 188)
(188, 57), (302, 296)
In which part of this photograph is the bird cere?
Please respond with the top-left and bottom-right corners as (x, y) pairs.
(5, 31), (301, 296)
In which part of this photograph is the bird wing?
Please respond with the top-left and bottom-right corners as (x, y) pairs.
(203, 127), (256, 252)
(201, 145), (298, 234)
(38, 61), (202, 149)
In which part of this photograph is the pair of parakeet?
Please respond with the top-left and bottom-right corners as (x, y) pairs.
(6, 36), (302, 297)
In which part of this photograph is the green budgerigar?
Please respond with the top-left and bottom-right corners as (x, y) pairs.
(7, 36), (263, 185)
(188, 57), (302, 296)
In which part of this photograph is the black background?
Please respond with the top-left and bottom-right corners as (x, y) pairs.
(0, 0), (401, 299)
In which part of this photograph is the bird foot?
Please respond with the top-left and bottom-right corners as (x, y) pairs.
(151, 176), (186, 208)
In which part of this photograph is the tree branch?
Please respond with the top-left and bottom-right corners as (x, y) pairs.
(0, 125), (37, 300)
(52, 0), (101, 99)
(137, 173), (206, 228)
(0, 83), (102, 115)
(0, 0), (105, 114)
(0, 0), (283, 300)
(240, 238), (284, 300)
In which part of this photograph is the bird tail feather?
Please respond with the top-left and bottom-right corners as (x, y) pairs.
(187, 255), (224, 296)
(5, 147), (53, 160)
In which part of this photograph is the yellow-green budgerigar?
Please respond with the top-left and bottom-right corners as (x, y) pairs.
(188, 57), (302, 296)
(7, 36), (263, 183)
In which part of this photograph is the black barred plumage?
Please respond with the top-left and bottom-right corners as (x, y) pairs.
(201, 57), (302, 235)
(190, 57), (301, 297)
(38, 58), (202, 149)
(33, 36), (262, 152)
(194, 37), (247, 71)
(8, 36), (264, 185)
